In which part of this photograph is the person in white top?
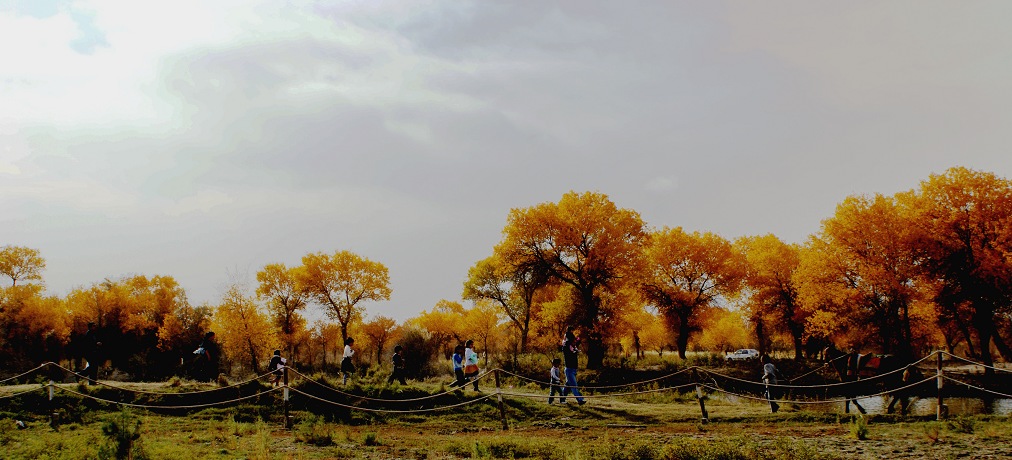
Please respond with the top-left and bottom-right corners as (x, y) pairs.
(463, 339), (480, 391)
(341, 337), (356, 385)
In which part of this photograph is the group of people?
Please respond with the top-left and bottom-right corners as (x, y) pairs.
(335, 337), (408, 385)
(547, 326), (586, 405)
(264, 329), (781, 415)
(451, 340), (481, 390)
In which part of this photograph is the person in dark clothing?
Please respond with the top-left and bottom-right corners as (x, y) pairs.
(761, 354), (782, 413)
(194, 331), (219, 382)
(561, 327), (585, 405)
(82, 322), (101, 384)
(451, 344), (466, 388)
(387, 345), (407, 385)
(267, 349), (285, 387)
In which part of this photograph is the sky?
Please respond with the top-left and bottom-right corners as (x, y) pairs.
(3, 1), (1012, 323)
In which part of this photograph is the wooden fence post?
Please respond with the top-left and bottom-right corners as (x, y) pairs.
(48, 374), (57, 427)
(936, 351), (946, 421)
(696, 384), (709, 423)
(283, 365), (292, 429)
(494, 370), (509, 430)
(693, 369), (708, 423)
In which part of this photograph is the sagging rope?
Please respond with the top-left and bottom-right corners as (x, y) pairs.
(700, 375), (937, 406)
(500, 383), (698, 400)
(497, 366), (698, 390)
(46, 361), (279, 396)
(287, 387), (498, 413)
(0, 363), (49, 386)
(940, 352), (1012, 374)
(0, 385), (54, 400)
(287, 367), (495, 403)
(942, 375), (1012, 400)
(54, 384), (284, 410)
(705, 352), (937, 391)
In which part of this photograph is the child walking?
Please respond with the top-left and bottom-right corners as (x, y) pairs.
(452, 344), (466, 388)
(548, 358), (564, 404)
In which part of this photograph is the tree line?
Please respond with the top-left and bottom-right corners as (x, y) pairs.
(2, 166), (1011, 379)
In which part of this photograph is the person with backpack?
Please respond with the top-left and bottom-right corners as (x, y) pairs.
(193, 331), (219, 382)
(387, 345), (407, 385)
(267, 349), (286, 387)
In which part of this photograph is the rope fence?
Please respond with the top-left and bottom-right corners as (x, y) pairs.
(1, 351), (1009, 428)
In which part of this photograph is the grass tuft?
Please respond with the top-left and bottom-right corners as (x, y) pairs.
(946, 416), (976, 434)
(295, 414), (334, 446)
(850, 415), (869, 440)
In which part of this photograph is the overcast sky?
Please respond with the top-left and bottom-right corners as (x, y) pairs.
(3, 1), (1012, 322)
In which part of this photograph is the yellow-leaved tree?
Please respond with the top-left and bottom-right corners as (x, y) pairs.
(906, 167), (1012, 372)
(0, 245), (46, 287)
(256, 263), (309, 364)
(0, 246), (65, 368)
(462, 299), (505, 366)
(299, 251), (391, 341)
(737, 234), (807, 358)
(693, 307), (750, 355)
(462, 255), (549, 353)
(494, 191), (647, 368)
(213, 285), (276, 374)
(794, 194), (931, 359)
(359, 315), (400, 364)
(411, 299), (467, 358)
(640, 227), (745, 359)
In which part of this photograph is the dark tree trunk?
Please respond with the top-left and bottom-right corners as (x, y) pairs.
(676, 311), (691, 360)
(755, 318), (766, 357)
(973, 310), (996, 377)
(585, 334), (605, 370)
(992, 330), (1012, 363)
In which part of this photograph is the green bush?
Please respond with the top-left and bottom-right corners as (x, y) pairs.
(98, 408), (146, 460)
(946, 416), (976, 434)
(850, 415), (869, 440)
(295, 414), (333, 446)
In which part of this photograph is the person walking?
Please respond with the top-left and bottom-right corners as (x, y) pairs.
(387, 345), (407, 385)
(761, 354), (781, 413)
(341, 337), (356, 385)
(463, 339), (480, 391)
(81, 322), (101, 385)
(548, 358), (564, 404)
(451, 344), (466, 388)
(561, 328), (585, 405)
(194, 331), (219, 382)
(267, 349), (286, 387)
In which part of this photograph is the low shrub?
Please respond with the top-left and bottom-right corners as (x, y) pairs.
(851, 415), (869, 440)
(295, 414), (333, 446)
(947, 416), (976, 434)
(98, 408), (146, 460)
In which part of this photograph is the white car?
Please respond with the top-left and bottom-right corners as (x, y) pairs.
(725, 349), (760, 361)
